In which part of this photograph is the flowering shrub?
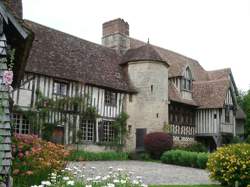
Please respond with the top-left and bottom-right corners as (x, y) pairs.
(144, 132), (173, 159)
(207, 143), (250, 187)
(32, 166), (148, 187)
(12, 134), (69, 186)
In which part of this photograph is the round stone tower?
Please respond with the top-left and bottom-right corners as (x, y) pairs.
(122, 43), (169, 151)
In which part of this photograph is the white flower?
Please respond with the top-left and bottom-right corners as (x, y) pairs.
(120, 179), (126, 184)
(63, 176), (70, 181)
(86, 177), (93, 181)
(108, 166), (113, 170)
(41, 181), (51, 186)
(107, 183), (115, 187)
(67, 180), (75, 185)
(141, 184), (148, 187)
(136, 176), (142, 179)
(86, 185), (92, 187)
(113, 179), (119, 183)
(95, 176), (101, 180)
(91, 166), (96, 170)
(117, 168), (123, 171)
(132, 180), (139, 184)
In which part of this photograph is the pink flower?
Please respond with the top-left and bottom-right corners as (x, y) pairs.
(3, 70), (13, 85)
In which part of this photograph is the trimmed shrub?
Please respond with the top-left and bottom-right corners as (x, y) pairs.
(12, 133), (69, 186)
(207, 143), (250, 187)
(128, 152), (151, 161)
(230, 136), (242, 144)
(174, 142), (208, 153)
(161, 149), (209, 169)
(67, 151), (129, 161)
(144, 132), (173, 159)
(245, 135), (250, 143)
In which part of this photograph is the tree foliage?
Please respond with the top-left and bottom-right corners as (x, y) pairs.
(238, 89), (250, 137)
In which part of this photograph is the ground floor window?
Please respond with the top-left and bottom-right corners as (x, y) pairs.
(12, 113), (30, 134)
(79, 119), (95, 142)
(102, 120), (115, 142)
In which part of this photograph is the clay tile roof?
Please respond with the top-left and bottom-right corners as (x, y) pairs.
(236, 106), (246, 120)
(168, 82), (197, 106)
(208, 68), (231, 80)
(129, 38), (208, 81)
(122, 43), (167, 65)
(24, 20), (131, 92)
(192, 79), (230, 108)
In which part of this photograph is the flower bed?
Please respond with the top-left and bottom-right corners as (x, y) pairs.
(12, 133), (69, 187)
(32, 166), (148, 187)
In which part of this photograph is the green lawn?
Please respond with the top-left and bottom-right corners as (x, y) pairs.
(149, 185), (220, 187)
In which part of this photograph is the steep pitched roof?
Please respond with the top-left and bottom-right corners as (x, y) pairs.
(208, 68), (231, 80)
(192, 79), (230, 108)
(130, 38), (209, 81)
(24, 20), (131, 92)
(168, 82), (197, 106)
(122, 43), (168, 65)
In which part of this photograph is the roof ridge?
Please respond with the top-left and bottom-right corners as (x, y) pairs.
(207, 67), (231, 72)
(24, 19), (120, 55)
(130, 37), (199, 63)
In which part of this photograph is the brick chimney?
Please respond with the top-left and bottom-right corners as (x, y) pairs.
(102, 18), (130, 55)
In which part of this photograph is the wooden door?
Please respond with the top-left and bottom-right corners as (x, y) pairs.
(136, 128), (147, 151)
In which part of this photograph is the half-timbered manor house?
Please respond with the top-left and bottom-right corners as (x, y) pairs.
(9, 2), (245, 151)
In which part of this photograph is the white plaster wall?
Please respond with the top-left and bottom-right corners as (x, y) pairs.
(125, 61), (169, 151)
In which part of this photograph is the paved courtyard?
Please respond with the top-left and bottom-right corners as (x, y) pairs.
(68, 161), (216, 185)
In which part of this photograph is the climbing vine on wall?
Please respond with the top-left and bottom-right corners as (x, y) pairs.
(15, 90), (99, 141)
(98, 112), (129, 151)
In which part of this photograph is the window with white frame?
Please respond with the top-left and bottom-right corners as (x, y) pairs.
(79, 119), (95, 142)
(53, 81), (68, 96)
(103, 120), (115, 142)
(104, 90), (117, 106)
(182, 67), (192, 91)
(12, 113), (30, 134)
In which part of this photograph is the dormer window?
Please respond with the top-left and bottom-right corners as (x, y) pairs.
(182, 67), (192, 91)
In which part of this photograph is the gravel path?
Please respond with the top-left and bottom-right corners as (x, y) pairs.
(67, 161), (216, 185)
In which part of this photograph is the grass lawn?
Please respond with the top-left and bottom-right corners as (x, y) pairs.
(149, 185), (220, 187)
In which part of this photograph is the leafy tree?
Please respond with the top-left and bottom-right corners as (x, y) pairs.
(238, 89), (250, 137)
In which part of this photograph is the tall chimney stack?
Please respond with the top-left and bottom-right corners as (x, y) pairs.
(102, 18), (130, 55)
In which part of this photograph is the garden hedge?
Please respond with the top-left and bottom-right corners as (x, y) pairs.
(161, 149), (209, 169)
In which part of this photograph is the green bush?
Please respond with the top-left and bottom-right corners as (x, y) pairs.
(207, 143), (250, 187)
(67, 151), (129, 161)
(174, 142), (208, 153)
(245, 135), (250, 143)
(230, 136), (242, 144)
(128, 152), (152, 160)
(161, 150), (209, 169)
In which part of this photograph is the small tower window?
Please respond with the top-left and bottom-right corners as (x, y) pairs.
(151, 85), (153, 93)
(129, 94), (133, 102)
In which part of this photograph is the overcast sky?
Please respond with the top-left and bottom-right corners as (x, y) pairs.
(22, 0), (250, 91)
